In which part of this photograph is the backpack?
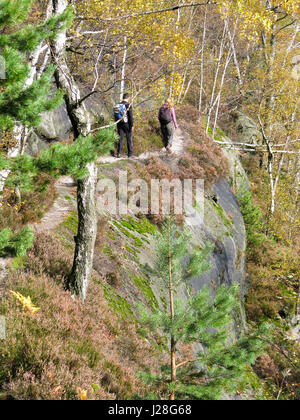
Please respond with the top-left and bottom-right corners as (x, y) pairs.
(158, 106), (172, 125)
(114, 103), (128, 123)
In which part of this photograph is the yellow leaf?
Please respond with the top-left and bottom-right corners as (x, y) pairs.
(76, 387), (88, 400)
(10, 291), (40, 315)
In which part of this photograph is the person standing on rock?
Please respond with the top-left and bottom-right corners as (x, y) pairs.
(158, 99), (178, 152)
(114, 93), (134, 158)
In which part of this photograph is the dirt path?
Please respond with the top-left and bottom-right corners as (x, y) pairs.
(97, 128), (185, 164)
(0, 177), (76, 285)
(31, 176), (77, 234)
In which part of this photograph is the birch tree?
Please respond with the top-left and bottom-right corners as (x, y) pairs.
(51, 0), (103, 300)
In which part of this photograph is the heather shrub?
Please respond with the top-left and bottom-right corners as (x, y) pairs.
(137, 157), (185, 225)
(239, 154), (300, 400)
(0, 233), (159, 400)
(175, 105), (230, 189)
(245, 264), (286, 321)
(0, 173), (56, 230)
(25, 233), (73, 287)
(138, 156), (175, 182)
(178, 142), (229, 189)
(176, 104), (201, 124)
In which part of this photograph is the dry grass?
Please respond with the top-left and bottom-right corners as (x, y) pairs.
(133, 114), (163, 156)
(0, 174), (57, 231)
(0, 233), (160, 400)
(176, 105), (230, 189)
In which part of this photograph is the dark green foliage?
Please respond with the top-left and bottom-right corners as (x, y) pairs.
(138, 286), (269, 400)
(238, 188), (267, 247)
(35, 128), (117, 179)
(0, 0), (73, 131)
(143, 217), (213, 290)
(0, 0), (31, 26)
(0, 225), (34, 257)
(0, 5), (73, 52)
(138, 217), (269, 400)
(4, 127), (117, 190)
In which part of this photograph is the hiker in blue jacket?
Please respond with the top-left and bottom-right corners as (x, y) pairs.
(114, 93), (134, 158)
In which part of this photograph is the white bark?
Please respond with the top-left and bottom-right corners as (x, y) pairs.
(93, 29), (109, 92)
(258, 115), (276, 214)
(198, 4), (207, 115)
(51, 0), (98, 301)
(120, 35), (128, 100)
(212, 49), (233, 138)
(226, 22), (242, 87)
(206, 19), (227, 133)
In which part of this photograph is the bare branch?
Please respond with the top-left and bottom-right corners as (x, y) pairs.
(89, 1), (216, 22)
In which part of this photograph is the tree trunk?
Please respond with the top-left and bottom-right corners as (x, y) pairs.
(51, 0), (97, 301)
(69, 163), (97, 300)
(212, 48), (233, 138)
(198, 5), (207, 115)
(120, 35), (128, 101)
(168, 218), (176, 400)
(226, 22), (242, 87)
(206, 19), (227, 133)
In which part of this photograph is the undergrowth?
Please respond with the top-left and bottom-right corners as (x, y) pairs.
(0, 233), (160, 400)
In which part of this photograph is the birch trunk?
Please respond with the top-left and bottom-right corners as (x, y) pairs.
(120, 35), (128, 101)
(259, 116), (276, 215)
(51, 0), (97, 301)
(206, 19), (227, 133)
(226, 23), (242, 87)
(198, 5), (207, 115)
(212, 49), (233, 138)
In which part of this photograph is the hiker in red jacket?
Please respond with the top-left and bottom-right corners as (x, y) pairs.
(158, 99), (178, 151)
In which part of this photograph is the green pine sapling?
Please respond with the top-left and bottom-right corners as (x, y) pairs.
(138, 217), (269, 400)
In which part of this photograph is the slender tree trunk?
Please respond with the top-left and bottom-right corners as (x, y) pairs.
(211, 16), (238, 134)
(120, 35), (128, 100)
(178, 64), (189, 104)
(51, 0), (97, 301)
(259, 116), (276, 216)
(167, 218), (176, 400)
(206, 19), (227, 133)
(212, 49), (233, 138)
(170, 2), (182, 98)
(198, 5), (207, 115)
(182, 76), (193, 103)
(272, 102), (298, 215)
(226, 21), (242, 87)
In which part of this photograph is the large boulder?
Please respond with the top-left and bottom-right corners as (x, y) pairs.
(25, 95), (112, 156)
(36, 104), (71, 140)
(231, 111), (262, 146)
(26, 104), (72, 156)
